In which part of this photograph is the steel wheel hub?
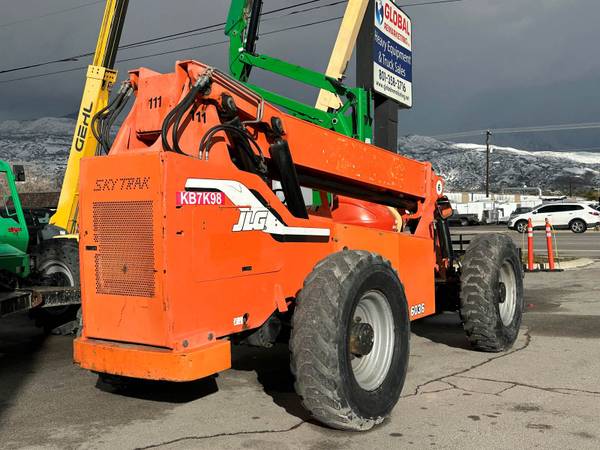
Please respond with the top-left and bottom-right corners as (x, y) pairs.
(350, 290), (394, 391)
(350, 321), (375, 356)
(498, 261), (517, 326)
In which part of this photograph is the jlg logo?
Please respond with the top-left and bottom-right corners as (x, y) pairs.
(232, 209), (269, 232)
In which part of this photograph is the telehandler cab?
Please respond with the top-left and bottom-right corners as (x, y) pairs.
(0, 161), (79, 323)
(74, 1), (523, 430)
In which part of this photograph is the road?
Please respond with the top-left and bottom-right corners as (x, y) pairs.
(451, 225), (600, 260)
(1, 263), (599, 449)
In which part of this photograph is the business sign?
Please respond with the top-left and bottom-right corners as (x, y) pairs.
(373, 0), (412, 107)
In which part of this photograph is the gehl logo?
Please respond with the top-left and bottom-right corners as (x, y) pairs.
(232, 209), (270, 232)
(75, 102), (93, 152)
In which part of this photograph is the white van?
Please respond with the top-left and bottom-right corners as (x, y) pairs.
(508, 202), (600, 233)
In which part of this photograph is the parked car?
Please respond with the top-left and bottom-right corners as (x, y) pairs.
(508, 202), (600, 233)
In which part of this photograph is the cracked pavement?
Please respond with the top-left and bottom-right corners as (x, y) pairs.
(1, 263), (599, 449)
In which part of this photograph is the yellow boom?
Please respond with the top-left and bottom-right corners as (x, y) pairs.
(50, 0), (129, 234)
(315, 0), (369, 111)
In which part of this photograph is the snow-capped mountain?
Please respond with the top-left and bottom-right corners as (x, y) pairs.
(1, 118), (599, 193)
(0, 118), (73, 192)
(398, 135), (600, 192)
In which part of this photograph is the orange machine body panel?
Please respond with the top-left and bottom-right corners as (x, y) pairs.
(74, 60), (445, 381)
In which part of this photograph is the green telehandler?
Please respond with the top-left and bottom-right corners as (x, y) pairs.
(0, 160), (80, 330)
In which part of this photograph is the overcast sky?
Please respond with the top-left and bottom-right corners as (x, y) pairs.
(1, 0), (599, 145)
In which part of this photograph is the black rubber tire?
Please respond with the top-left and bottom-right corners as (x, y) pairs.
(514, 220), (528, 233)
(459, 233), (524, 352)
(290, 250), (409, 431)
(569, 219), (586, 233)
(32, 239), (80, 334)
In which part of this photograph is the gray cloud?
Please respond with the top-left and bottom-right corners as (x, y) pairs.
(1, 0), (599, 149)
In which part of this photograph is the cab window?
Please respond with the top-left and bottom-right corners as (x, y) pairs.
(0, 172), (16, 219)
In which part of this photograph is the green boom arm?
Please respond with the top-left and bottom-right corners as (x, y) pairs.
(225, 0), (372, 142)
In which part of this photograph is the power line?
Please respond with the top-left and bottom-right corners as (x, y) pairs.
(117, 0), (348, 52)
(118, 15), (346, 64)
(0, 0), (460, 75)
(0, 1), (103, 29)
(0, 0), (461, 83)
(0, 0), (341, 75)
(433, 122), (600, 139)
(106, 0), (338, 52)
(0, 15), (345, 84)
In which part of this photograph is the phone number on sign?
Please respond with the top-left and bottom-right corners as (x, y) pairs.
(377, 68), (407, 92)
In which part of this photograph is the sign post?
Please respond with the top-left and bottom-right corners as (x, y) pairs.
(357, 0), (412, 151)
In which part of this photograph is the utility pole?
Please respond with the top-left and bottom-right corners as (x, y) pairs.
(485, 130), (491, 198)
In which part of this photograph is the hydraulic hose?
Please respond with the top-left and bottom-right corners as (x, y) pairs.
(91, 83), (127, 152)
(161, 73), (212, 154)
(171, 84), (204, 154)
(198, 123), (266, 171)
(102, 87), (132, 153)
(161, 85), (199, 153)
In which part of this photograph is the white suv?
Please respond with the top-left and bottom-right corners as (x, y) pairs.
(508, 202), (600, 233)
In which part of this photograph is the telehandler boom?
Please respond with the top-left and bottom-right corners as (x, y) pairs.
(51, 0), (129, 235)
(74, 1), (524, 431)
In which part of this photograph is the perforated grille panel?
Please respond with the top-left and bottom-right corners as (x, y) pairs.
(93, 201), (156, 298)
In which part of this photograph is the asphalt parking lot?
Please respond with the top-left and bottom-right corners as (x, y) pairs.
(1, 259), (599, 449)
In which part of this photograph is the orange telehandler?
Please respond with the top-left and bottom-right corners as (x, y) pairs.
(74, 1), (523, 431)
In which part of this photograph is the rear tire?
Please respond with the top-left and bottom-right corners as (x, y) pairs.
(290, 250), (409, 431)
(514, 220), (528, 233)
(32, 239), (80, 334)
(569, 219), (586, 233)
(460, 234), (523, 352)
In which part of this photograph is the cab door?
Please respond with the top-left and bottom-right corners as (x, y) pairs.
(0, 164), (30, 278)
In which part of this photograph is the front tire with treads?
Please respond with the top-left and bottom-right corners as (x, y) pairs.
(290, 250), (409, 431)
(459, 233), (523, 352)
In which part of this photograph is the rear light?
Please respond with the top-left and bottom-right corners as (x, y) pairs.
(590, 211), (600, 216)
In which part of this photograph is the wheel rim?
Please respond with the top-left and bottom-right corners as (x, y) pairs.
(350, 290), (395, 391)
(39, 259), (74, 316)
(498, 261), (517, 326)
(517, 222), (526, 233)
(572, 221), (584, 232)
(40, 260), (74, 286)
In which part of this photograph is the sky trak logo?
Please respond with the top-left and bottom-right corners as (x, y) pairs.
(375, 0), (384, 25)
